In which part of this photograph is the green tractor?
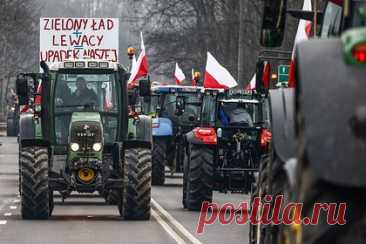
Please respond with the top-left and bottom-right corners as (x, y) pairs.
(251, 0), (366, 243)
(16, 60), (152, 220)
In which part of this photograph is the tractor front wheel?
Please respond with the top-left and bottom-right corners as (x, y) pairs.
(152, 138), (166, 185)
(119, 148), (152, 220)
(20, 147), (51, 219)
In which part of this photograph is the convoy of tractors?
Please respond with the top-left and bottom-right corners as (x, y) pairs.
(5, 0), (365, 243)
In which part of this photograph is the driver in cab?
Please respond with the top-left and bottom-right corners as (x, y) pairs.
(72, 77), (98, 106)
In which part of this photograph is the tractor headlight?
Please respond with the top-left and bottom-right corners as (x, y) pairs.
(70, 143), (80, 152)
(92, 143), (102, 152)
(217, 128), (222, 138)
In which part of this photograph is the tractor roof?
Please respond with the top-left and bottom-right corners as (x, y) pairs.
(49, 59), (120, 72)
(151, 85), (204, 94)
(218, 98), (260, 104)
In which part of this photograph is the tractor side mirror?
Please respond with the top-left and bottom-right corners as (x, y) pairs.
(175, 96), (185, 116)
(260, 0), (287, 47)
(16, 76), (29, 105)
(139, 78), (151, 97)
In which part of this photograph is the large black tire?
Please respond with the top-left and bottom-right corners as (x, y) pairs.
(6, 118), (16, 137)
(291, 102), (366, 244)
(152, 138), (166, 185)
(182, 147), (189, 208)
(106, 189), (121, 205)
(186, 145), (214, 211)
(250, 154), (290, 244)
(294, 165), (366, 244)
(119, 148), (152, 220)
(20, 147), (51, 219)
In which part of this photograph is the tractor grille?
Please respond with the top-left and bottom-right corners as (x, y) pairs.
(70, 121), (102, 151)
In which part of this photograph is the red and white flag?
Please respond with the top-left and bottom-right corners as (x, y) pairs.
(174, 63), (186, 85)
(246, 61), (270, 90)
(288, 0), (312, 87)
(246, 74), (256, 90)
(203, 52), (237, 89)
(128, 32), (149, 87)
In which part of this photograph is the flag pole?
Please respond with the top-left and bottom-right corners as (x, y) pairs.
(313, 0), (318, 37)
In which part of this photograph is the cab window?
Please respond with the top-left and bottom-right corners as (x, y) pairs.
(321, 1), (343, 37)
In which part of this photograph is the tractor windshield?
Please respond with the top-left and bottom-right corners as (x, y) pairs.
(217, 102), (261, 127)
(182, 95), (201, 122)
(143, 95), (159, 115)
(201, 95), (217, 126)
(54, 72), (119, 144)
(159, 93), (202, 124)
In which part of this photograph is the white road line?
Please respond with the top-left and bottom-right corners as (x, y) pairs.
(4, 213), (12, 217)
(12, 199), (20, 203)
(151, 198), (202, 244)
(9, 206), (17, 210)
(0, 220), (7, 225)
(0, 199), (13, 211)
(151, 209), (186, 244)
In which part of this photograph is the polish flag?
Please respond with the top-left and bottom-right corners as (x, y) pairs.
(262, 61), (271, 89)
(131, 54), (137, 73)
(245, 74), (256, 90)
(288, 0), (312, 87)
(203, 52), (237, 89)
(128, 32), (149, 87)
(174, 63), (186, 85)
(245, 61), (271, 90)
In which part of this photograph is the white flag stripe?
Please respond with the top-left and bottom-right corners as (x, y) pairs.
(292, 0), (312, 57)
(128, 32), (146, 83)
(206, 52), (237, 88)
(175, 63), (186, 83)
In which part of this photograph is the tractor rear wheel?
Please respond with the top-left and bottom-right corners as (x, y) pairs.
(295, 165), (366, 244)
(119, 148), (152, 220)
(182, 147), (190, 208)
(152, 138), (166, 185)
(186, 145), (214, 211)
(250, 153), (290, 244)
(6, 118), (16, 137)
(20, 147), (51, 219)
(292, 102), (366, 244)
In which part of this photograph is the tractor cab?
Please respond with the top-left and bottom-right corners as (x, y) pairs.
(52, 61), (123, 147)
(15, 60), (153, 220)
(151, 85), (204, 128)
(182, 88), (269, 210)
(149, 84), (204, 185)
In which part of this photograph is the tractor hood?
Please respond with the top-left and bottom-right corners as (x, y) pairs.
(68, 112), (104, 157)
(70, 112), (102, 124)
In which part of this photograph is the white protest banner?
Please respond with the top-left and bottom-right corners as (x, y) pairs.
(40, 18), (119, 66)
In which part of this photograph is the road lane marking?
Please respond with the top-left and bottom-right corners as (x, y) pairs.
(12, 199), (20, 203)
(152, 209), (186, 244)
(0, 199), (14, 211)
(9, 206), (17, 210)
(0, 220), (7, 225)
(4, 213), (11, 217)
(151, 198), (202, 244)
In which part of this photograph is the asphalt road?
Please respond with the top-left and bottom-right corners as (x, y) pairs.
(0, 137), (249, 244)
